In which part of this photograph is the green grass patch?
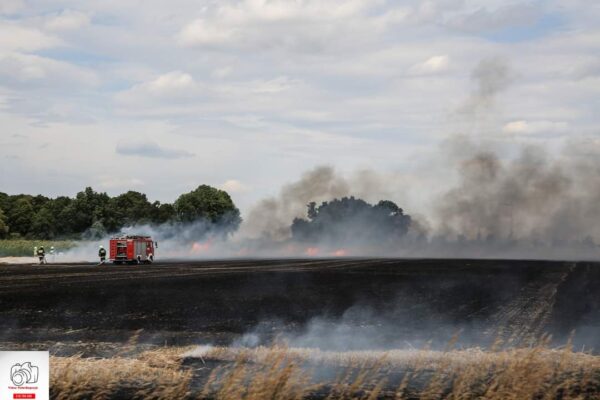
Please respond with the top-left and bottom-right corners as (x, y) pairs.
(0, 240), (76, 257)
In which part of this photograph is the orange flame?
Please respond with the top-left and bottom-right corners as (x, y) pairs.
(332, 249), (347, 257)
(191, 241), (212, 254)
(305, 247), (319, 256)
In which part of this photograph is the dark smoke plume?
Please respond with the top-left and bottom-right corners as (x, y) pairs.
(435, 139), (600, 247)
(242, 166), (414, 242)
(462, 56), (512, 113)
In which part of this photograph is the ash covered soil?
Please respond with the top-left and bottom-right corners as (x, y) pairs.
(0, 258), (599, 354)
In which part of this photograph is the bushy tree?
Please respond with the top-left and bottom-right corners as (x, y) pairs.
(291, 196), (411, 246)
(49, 196), (74, 236)
(61, 187), (110, 234)
(174, 185), (241, 236)
(7, 197), (35, 238)
(103, 191), (155, 231)
(152, 202), (176, 224)
(0, 208), (9, 239)
(30, 206), (56, 239)
(0, 192), (8, 213)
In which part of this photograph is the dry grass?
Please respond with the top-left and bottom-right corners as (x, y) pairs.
(50, 348), (194, 400)
(49, 340), (600, 399)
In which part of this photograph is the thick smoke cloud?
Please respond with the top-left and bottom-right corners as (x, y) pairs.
(242, 166), (414, 242)
(243, 166), (352, 241)
(436, 139), (600, 245)
(237, 142), (600, 259)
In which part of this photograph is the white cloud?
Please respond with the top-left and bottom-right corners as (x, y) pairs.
(178, 19), (235, 47)
(409, 55), (450, 75)
(145, 71), (195, 94)
(176, 0), (399, 52)
(122, 71), (197, 97)
(502, 120), (569, 135)
(115, 71), (201, 108)
(0, 23), (61, 52)
(0, 53), (98, 86)
(45, 9), (90, 31)
(0, 0), (24, 15)
(219, 179), (249, 194)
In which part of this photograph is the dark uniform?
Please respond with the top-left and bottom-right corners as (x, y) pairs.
(37, 246), (46, 264)
(99, 247), (107, 264)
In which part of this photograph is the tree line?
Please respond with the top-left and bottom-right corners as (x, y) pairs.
(0, 185), (241, 240)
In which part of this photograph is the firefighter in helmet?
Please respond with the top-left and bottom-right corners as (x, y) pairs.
(37, 246), (46, 264)
(98, 245), (107, 265)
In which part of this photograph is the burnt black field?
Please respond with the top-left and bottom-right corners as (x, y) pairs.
(0, 258), (599, 354)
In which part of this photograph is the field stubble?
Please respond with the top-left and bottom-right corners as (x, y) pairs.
(49, 336), (600, 400)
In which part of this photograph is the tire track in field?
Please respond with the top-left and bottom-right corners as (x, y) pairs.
(484, 263), (576, 346)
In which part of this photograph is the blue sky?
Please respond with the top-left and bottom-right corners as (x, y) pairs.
(0, 0), (599, 222)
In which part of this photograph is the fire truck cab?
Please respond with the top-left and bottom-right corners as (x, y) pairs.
(109, 235), (156, 264)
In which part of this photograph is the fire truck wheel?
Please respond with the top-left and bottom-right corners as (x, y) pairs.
(114, 261), (122, 265)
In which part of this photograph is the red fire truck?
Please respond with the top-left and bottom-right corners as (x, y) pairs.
(109, 235), (156, 264)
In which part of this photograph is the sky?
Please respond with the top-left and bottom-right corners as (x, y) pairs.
(0, 0), (599, 217)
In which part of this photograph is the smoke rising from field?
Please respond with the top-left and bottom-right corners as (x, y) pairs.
(463, 56), (512, 113)
(435, 142), (600, 244)
(54, 56), (600, 261)
(58, 219), (240, 262)
(233, 303), (467, 352)
(242, 166), (415, 242)
(59, 139), (600, 262)
(243, 166), (351, 241)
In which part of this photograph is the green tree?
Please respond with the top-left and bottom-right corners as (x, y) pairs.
(0, 208), (9, 239)
(31, 194), (50, 210)
(30, 206), (56, 239)
(0, 192), (8, 213)
(291, 197), (411, 246)
(152, 202), (176, 224)
(104, 191), (155, 231)
(174, 185), (241, 235)
(61, 187), (110, 234)
(7, 197), (35, 237)
(49, 196), (74, 236)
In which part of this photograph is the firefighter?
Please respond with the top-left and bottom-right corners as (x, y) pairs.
(98, 245), (107, 265)
(37, 246), (46, 264)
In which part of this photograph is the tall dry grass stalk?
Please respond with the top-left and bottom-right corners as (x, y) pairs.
(50, 348), (193, 400)
(50, 342), (600, 399)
